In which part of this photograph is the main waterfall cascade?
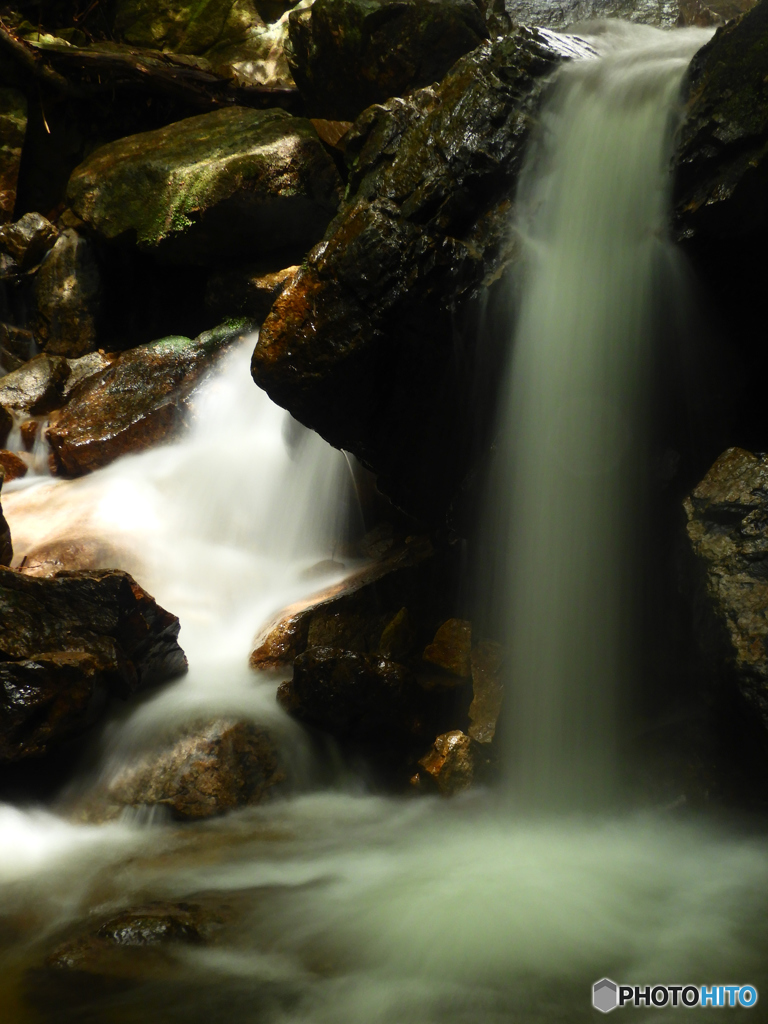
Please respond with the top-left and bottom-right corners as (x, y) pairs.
(1, 23), (768, 1024)
(482, 22), (714, 807)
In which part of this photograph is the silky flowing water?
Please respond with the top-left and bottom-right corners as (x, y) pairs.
(1, 22), (767, 1024)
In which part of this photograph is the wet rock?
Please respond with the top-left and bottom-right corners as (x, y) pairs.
(310, 118), (354, 152)
(249, 535), (440, 670)
(0, 354), (71, 417)
(0, 89), (27, 224)
(62, 350), (114, 401)
(287, 0), (489, 120)
(113, 0), (264, 55)
(0, 470), (11, 566)
(67, 107), (342, 266)
(0, 213), (59, 273)
(684, 448), (768, 733)
(0, 450), (27, 482)
(47, 321), (248, 476)
(33, 230), (102, 358)
(19, 418), (38, 451)
(417, 729), (474, 794)
(502, 0), (747, 28)
(0, 323), (35, 363)
(90, 718), (285, 820)
(252, 27), (595, 522)
(278, 648), (425, 743)
(468, 638), (504, 744)
(0, 568), (187, 761)
(423, 618), (472, 679)
(675, 0), (768, 242)
(205, 263), (299, 323)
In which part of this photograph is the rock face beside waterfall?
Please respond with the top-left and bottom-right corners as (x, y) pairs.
(0, 568), (187, 762)
(67, 107), (343, 265)
(252, 27), (595, 521)
(684, 448), (768, 738)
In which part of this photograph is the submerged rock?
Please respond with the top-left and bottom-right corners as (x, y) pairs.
(88, 718), (285, 820)
(33, 230), (103, 358)
(47, 321), (249, 476)
(287, 0), (489, 120)
(0, 89), (27, 224)
(67, 107), (342, 265)
(684, 448), (768, 734)
(252, 27), (595, 521)
(0, 568), (187, 762)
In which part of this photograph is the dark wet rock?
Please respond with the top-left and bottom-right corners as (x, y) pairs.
(0, 354), (71, 417)
(286, 0), (489, 120)
(675, 0), (768, 243)
(0, 470), (11, 567)
(0, 323), (35, 363)
(278, 647), (426, 743)
(0, 567), (187, 762)
(423, 618), (472, 679)
(468, 638), (504, 744)
(0, 89), (27, 224)
(205, 263), (298, 323)
(67, 107), (342, 266)
(417, 729), (474, 794)
(252, 27), (596, 522)
(249, 535), (442, 670)
(47, 321), (249, 477)
(33, 230), (102, 358)
(0, 213), (59, 273)
(0, 449), (27, 482)
(87, 718), (285, 821)
(0, 404), (9, 447)
(501, 0), (746, 28)
(19, 418), (38, 451)
(684, 449), (768, 734)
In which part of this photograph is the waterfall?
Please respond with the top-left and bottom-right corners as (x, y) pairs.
(485, 23), (712, 807)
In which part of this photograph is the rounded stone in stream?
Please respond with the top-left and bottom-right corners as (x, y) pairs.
(86, 718), (286, 821)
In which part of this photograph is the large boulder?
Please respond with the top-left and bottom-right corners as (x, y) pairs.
(684, 448), (768, 735)
(251, 27), (595, 522)
(113, 0), (265, 54)
(0, 568), (187, 762)
(286, 0), (489, 120)
(67, 107), (342, 265)
(46, 321), (249, 476)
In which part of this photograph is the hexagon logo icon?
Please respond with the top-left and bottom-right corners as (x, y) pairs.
(593, 978), (619, 1013)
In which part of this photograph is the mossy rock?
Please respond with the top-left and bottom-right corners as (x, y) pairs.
(113, 0), (263, 54)
(66, 106), (342, 265)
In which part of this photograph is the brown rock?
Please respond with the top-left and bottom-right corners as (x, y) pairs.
(310, 119), (353, 151)
(19, 418), (39, 452)
(0, 354), (71, 417)
(92, 718), (285, 820)
(0, 469), (11, 567)
(468, 639), (504, 744)
(684, 448), (768, 731)
(0, 323), (35, 363)
(250, 535), (435, 670)
(0, 567), (187, 761)
(418, 729), (474, 794)
(47, 322), (248, 477)
(423, 618), (472, 679)
(0, 449), (27, 482)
